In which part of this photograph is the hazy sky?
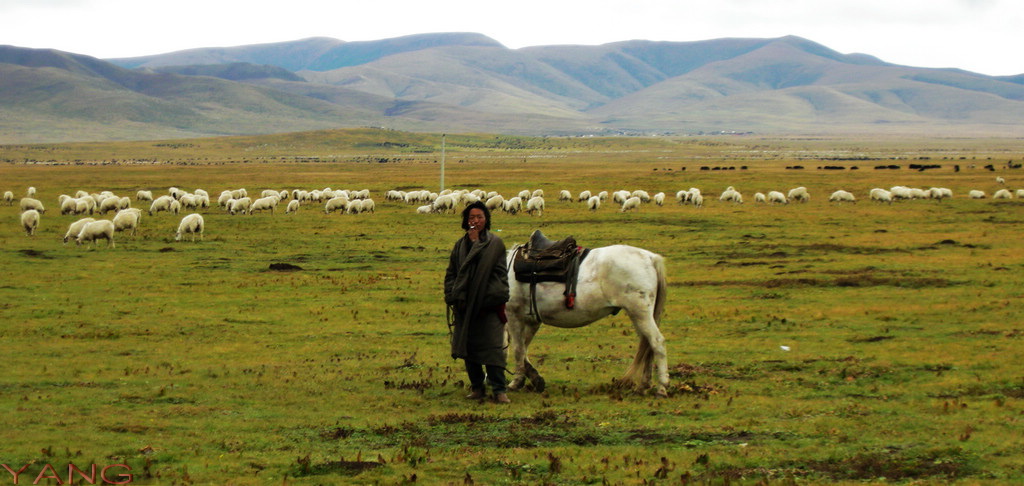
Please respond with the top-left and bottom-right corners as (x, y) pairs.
(1, 0), (1020, 76)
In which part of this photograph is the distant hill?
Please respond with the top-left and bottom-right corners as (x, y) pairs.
(2, 33), (1024, 143)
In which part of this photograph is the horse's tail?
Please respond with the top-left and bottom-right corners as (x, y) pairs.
(622, 251), (667, 391)
(652, 252), (667, 326)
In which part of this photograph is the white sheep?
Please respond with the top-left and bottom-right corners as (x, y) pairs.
(218, 191), (234, 208)
(969, 190), (986, 199)
(559, 190), (572, 201)
(587, 195), (601, 211)
(20, 197), (45, 213)
(767, 191), (788, 204)
(719, 187), (743, 204)
(136, 190), (153, 201)
(787, 186), (810, 203)
(997, 176), (1006, 185)
(432, 194), (456, 214)
(691, 193), (704, 208)
(229, 197), (251, 215)
(416, 205), (433, 214)
(653, 192), (666, 206)
(346, 199), (365, 214)
(598, 191), (609, 201)
(76, 220), (115, 247)
(928, 187), (953, 200)
(993, 189), (1013, 199)
(4, 191), (14, 205)
(485, 195), (504, 211)
(175, 214), (204, 242)
(503, 196), (522, 214)
(249, 196), (279, 215)
(61, 198), (80, 215)
(98, 196), (121, 214)
(869, 188), (893, 204)
(526, 196), (545, 216)
(631, 190), (651, 202)
(829, 190), (856, 203)
(754, 192), (767, 204)
(64, 217), (96, 243)
(149, 195), (174, 215)
(531, 189), (544, 199)
(612, 190), (631, 204)
(21, 209), (40, 236)
(890, 186), (913, 200)
(27, 186), (36, 197)
(620, 196), (641, 212)
(169, 199), (181, 215)
(179, 194), (199, 211)
(113, 208), (142, 236)
(286, 199), (300, 214)
(361, 198), (375, 213)
(578, 190), (592, 202)
(117, 196), (131, 211)
(1016, 189), (1024, 199)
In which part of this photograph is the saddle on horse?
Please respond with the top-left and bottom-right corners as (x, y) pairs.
(512, 230), (590, 319)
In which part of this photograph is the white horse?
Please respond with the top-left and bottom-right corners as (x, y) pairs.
(506, 243), (669, 396)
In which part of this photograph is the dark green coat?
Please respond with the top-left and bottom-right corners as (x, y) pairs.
(444, 230), (510, 367)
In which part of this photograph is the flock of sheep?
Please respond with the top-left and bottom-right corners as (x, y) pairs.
(6, 176), (1018, 247)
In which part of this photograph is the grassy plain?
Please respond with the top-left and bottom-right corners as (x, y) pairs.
(1, 129), (1024, 484)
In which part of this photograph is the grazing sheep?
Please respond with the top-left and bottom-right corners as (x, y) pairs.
(432, 194), (456, 214)
(27, 186), (36, 197)
(175, 214), (204, 242)
(249, 196), (279, 215)
(503, 196), (522, 214)
(136, 190), (153, 201)
(890, 186), (914, 200)
(485, 195), (504, 211)
(631, 190), (651, 202)
(98, 196), (121, 214)
(620, 196), (641, 212)
(20, 209), (40, 236)
(526, 196), (545, 216)
(829, 190), (856, 203)
(969, 190), (986, 199)
(598, 191), (609, 201)
(787, 186), (810, 203)
(4, 191), (15, 205)
(179, 194), (199, 211)
(675, 190), (689, 204)
(20, 197), (45, 213)
(76, 220), (115, 247)
(653, 192), (666, 206)
(169, 199), (181, 215)
(229, 197), (251, 215)
(754, 192), (767, 204)
(149, 195), (174, 215)
(361, 198), (375, 213)
(578, 190), (592, 202)
(691, 193), (704, 208)
(559, 190), (572, 201)
(612, 190), (631, 204)
(117, 196), (131, 211)
(767, 191), (788, 204)
(416, 205), (433, 214)
(60, 197), (80, 215)
(218, 191), (233, 208)
(64, 217), (96, 243)
(531, 189), (544, 199)
(993, 189), (1013, 199)
(719, 187), (743, 204)
(112, 209), (142, 236)
(928, 187), (953, 200)
(286, 199), (300, 214)
(869, 188), (893, 204)
(1016, 189), (1024, 198)
(517, 189), (531, 200)
(346, 199), (365, 214)
(587, 195), (601, 211)
(997, 176), (1006, 185)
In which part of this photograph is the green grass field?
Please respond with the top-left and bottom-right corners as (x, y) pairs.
(2, 130), (1023, 484)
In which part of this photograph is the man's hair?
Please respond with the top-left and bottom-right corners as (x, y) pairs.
(461, 200), (491, 230)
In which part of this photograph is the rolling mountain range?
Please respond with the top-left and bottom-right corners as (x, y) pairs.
(2, 33), (1023, 143)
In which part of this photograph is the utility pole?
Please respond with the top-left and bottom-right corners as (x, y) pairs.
(440, 133), (446, 192)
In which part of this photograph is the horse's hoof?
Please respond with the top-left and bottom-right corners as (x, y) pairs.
(531, 376), (546, 393)
(655, 386), (668, 398)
